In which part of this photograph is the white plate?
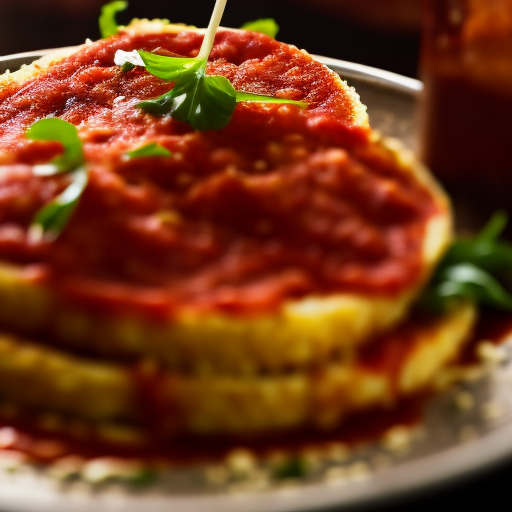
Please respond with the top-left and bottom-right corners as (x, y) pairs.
(0, 50), (511, 512)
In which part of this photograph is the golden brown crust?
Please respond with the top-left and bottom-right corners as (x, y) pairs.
(0, 303), (475, 435)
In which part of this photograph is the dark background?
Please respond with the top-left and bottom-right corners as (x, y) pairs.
(0, 0), (510, 510)
(0, 0), (421, 77)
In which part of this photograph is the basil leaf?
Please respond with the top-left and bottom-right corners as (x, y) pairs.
(121, 62), (135, 73)
(241, 18), (279, 38)
(420, 212), (512, 314)
(138, 51), (202, 82)
(441, 212), (512, 273)
(443, 239), (512, 274)
(140, 74), (237, 131)
(124, 469), (157, 487)
(26, 119), (88, 241)
(116, 0), (307, 131)
(175, 75), (237, 131)
(236, 91), (307, 108)
(27, 119), (84, 175)
(273, 457), (308, 480)
(138, 72), (308, 130)
(99, 0), (128, 39)
(29, 168), (88, 242)
(138, 91), (177, 116)
(477, 210), (508, 242)
(420, 281), (471, 314)
(126, 142), (172, 158)
(422, 263), (512, 313)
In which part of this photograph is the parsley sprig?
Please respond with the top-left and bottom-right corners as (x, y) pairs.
(126, 142), (172, 159)
(273, 456), (309, 480)
(420, 212), (512, 313)
(114, 0), (306, 131)
(99, 1), (128, 39)
(27, 119), (88, 242)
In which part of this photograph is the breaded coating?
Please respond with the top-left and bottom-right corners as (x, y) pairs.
(0, 304), (475, 435)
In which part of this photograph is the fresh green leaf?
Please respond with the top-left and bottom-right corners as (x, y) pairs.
(138, 51), (201, 82)
(99, 1), (128, 39)
(241, 18), (279, 38)
(126, 142), (172, 158)
(445, 264), (512, 309)
(26, 119), (88, 241)
(137, 91), (177, 116)
(420, 212), (512, 314)
(477, 210), (508, 242)
(136, 64), (307, 131)
(443, 239), (512, 274)
(29, 168), (88, 242)
(273, 457), (309, 480)
(140, 74), (237, 131)
(26, 119), (84, 175)
(442, 212), (512, 273)
(421, 264), (512, 313)
(123, 469), (157, 487)
(236, 91), (307, 108)
(420, 281), (470, 314)
(121, 62), (135, 73)
(114, 0), (307, 131)
(177, 75), (237, 131)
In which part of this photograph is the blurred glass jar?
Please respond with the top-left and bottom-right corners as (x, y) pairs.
(420, 0), (512, 197)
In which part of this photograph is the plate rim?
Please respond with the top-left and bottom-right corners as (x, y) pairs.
(0, 48), (423, 95)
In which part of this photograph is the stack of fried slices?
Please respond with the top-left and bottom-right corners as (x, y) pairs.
(0, 21), (475, 440)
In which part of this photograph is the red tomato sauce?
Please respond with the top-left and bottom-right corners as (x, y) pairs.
(1, 310), (508, 466)
(0, 398), (423, 466)
(0, 29), (438, 318)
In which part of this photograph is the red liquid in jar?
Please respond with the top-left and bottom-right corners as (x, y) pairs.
(420, 0), (512, 201)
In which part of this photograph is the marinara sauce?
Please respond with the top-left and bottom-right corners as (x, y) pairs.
(0, 28), (438, 317)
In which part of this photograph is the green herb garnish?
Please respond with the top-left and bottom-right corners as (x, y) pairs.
(30, 169), (88, 242)
(234, 91), (303, 104)
(421, 212), (512, 313)
(27, 118), (84, 175)
(273, 456), (309, 480)
(114, 0), (307, 131)
(137, 71), (239, 131)
(99, 0), (128, 39)
(442, 211), (512, 273)
(241, 18), (279, 38)
(124, 469), (157, 486)
(121, 62), (135, 73)
(26, 119), (88, 242)
(126, 142), (172, 158)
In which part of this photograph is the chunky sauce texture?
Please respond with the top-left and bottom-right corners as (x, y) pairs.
(0, 29), (437, 317)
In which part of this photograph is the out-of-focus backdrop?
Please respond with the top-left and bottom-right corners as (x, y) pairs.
(0, 0), (422, 77)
